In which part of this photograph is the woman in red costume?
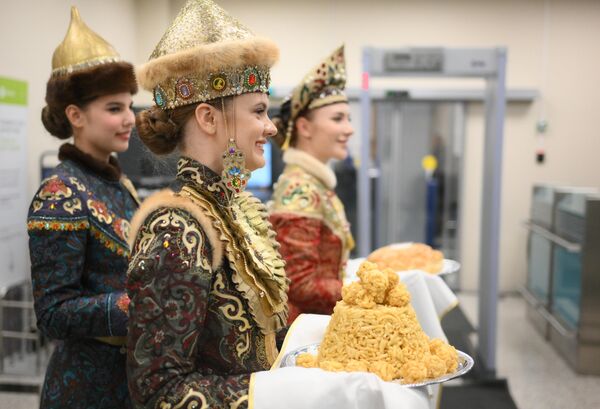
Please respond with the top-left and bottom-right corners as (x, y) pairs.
(269, 46), (355, 323)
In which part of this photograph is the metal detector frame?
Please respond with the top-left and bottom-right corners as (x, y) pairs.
(358, 47), (507, 375)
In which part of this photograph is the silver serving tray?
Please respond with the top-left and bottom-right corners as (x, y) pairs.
(280, 343), (474, 388)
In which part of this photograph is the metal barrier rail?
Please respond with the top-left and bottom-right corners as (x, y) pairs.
(0, 281), (49, 381)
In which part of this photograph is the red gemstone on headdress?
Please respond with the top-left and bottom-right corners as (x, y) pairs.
(248, 73), (257, 86)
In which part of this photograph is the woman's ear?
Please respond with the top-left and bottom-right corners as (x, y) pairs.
(194, 103), (218, 135)
(296, 116), (312, 140)
(65, 104), (84, 129)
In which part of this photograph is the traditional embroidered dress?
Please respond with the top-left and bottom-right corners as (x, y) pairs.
(126, 157), (288, 409)
(269, 148), (354, 323)
(28, 143), (139, 408)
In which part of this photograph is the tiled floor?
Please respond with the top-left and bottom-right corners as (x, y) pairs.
(458, 293), (600, 409)
(2, 294), (600, 408)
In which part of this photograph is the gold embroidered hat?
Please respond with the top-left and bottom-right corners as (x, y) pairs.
(278, 45), (347, 150)
(137, 0), (279, 110)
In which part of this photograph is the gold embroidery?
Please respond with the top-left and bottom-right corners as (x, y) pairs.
(90, 225), (129, 256)
(270, 165), (355, 274)
(69, 177), (86, 192)
(113, 218), (131, 242)
(38, 176), (73, 200)
(264, 332), (278, 365)
(27, 219), (89, 231)
(171, 389), (207, 409)
(231, 395), (248, 409)
(87, 199), (113, 224)
(63, 198), (82, 215)
(137, 209), (211, 272)
(213, 270), (251, 358)
(32, 200), (43, 213)
(179, 186), (288, 338)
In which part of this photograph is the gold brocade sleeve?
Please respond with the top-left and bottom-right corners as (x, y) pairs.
(127, 207), (251, 409)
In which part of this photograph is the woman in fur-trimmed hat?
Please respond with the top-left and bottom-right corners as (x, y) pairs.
(126, 2), (428, 409)
(27, 7), (139, 409)
(126, 0), (287, 407)
(268, 46), (355, 324)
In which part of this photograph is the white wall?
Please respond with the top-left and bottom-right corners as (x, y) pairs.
(1, 0), (139, 197)
(2, 0), (599, 292)
(211, 0), (600, 294)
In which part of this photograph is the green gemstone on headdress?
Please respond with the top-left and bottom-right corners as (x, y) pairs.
(154, 87), (166, 108)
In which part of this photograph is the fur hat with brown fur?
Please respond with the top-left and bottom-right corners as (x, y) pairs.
(137, 0), (279, 110)
(42, 62), (137, 139)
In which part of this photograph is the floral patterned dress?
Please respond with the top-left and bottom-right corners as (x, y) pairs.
(126, 157), (288, 409)
(28, 143), (139, 409)
(269, 148), (354, 323)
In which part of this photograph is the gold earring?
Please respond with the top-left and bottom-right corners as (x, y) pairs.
(221, 137), (251, 195)
(220, 97), (250, 195)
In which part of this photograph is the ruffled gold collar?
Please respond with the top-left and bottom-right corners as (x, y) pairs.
(176, 156), (289, 332)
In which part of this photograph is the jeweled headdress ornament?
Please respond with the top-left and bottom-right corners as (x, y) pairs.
(51, 7), (121, 77)
(136, 0), (279, 110)
(280, 45), (347, 150)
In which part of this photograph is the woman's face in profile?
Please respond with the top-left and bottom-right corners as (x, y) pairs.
(69, 92), (135, 159)
(300, 102), (353, 163)
(226, 92), (277, 172)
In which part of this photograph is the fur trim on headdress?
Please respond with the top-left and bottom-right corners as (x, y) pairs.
(45, 61), (138, 107)
(136, 37), (278, 91)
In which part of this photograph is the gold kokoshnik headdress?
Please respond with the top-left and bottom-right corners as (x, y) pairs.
(136, 0), (279, 110)
(279, 45), (348, 150)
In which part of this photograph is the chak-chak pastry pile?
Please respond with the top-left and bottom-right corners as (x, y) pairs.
(367, 243), (444, 274)
(297, 261), (457, 383)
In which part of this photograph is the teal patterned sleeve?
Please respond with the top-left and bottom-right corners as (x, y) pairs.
(28, 175), (129, 339)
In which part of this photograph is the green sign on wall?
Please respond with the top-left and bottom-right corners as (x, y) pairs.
(0, 77), (28, 106)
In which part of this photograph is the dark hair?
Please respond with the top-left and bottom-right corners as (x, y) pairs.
(41, 61), (138, 139)
(271, 99), (313, 149)
(136, 96), (233, 156)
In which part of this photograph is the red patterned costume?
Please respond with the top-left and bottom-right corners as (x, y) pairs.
(269, 148), (354, 323)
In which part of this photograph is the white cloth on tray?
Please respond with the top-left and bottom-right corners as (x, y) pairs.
(251, 314), (430, 409)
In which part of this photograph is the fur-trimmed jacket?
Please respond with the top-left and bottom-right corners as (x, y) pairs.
(126, 156), (288, 409)
(268, 148), (355, 324)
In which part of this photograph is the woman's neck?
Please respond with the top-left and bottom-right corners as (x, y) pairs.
(73, 136), (110, 163)
(294, 140), (329, 164)
(181, 141), (224, 175)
